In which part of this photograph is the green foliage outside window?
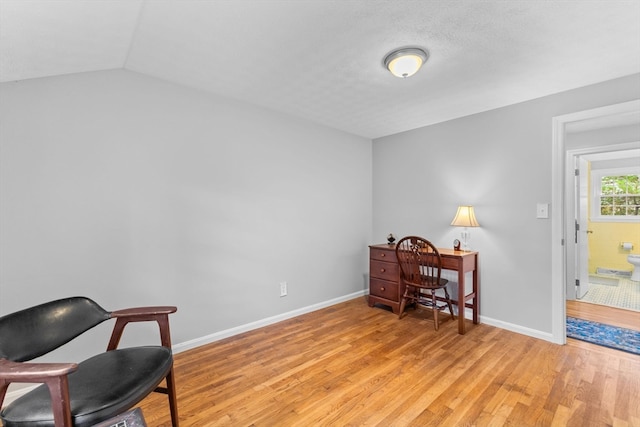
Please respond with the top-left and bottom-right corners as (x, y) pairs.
(600, 175), (640, 216)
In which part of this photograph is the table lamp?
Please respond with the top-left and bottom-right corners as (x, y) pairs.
(450, 205), (480, 251)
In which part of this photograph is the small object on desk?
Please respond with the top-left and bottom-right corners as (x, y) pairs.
(453, 239), (461, 251)
(387, 233), (396, 244)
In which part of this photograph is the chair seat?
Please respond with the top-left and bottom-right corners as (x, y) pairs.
(413, 275), (448, 288)
(1, 346), (172, 427)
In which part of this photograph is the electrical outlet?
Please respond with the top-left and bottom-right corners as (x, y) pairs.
(280, 281), (287, 297)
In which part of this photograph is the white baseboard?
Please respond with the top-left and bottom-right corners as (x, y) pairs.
(451, 304), (554, 343)
(172, 290), (367, 354)
(480, 315), (555, 342)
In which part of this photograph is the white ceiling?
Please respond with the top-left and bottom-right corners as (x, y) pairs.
(1, 0), (639, 139)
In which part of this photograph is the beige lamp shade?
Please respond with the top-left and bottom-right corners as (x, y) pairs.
(450, 206), (480, 227)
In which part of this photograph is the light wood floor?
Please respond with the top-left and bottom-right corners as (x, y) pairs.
(139, 297), (640, 426)
(567, 299), (640, 331)
(565, 299), (640, 358)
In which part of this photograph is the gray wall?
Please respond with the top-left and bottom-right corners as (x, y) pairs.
(372, 73), (640, 336)
(0, 70), (373, 355)
(1, 67), (639, 381)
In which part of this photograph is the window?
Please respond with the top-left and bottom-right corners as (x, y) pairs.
(591, 167), (640, 222)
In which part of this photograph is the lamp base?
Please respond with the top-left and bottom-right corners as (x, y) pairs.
(461, 229), (471, 251)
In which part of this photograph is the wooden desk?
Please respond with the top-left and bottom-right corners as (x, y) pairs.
(368, 244), (479, 334)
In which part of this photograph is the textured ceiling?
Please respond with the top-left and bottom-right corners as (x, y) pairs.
(1, 0), (639, 139)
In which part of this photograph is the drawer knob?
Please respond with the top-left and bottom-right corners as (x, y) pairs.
(380, 268), (385, 273)
(380, 253), (385, 257)
(380, 287), (385, 291)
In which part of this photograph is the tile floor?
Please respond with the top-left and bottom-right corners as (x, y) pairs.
(580, 277), (640, 312)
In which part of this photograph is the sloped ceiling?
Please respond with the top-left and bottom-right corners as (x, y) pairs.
(1, 0), (639, 139)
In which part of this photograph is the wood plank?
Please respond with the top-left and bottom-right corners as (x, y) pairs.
(566, 299), (640, 331)
(138, 297), (640, 426)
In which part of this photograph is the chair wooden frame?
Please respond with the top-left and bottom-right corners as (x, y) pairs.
(396, 236), (455, 330)
(0, 297), (179, 427)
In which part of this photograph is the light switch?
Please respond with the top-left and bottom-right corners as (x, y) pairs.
(536, 203), (549, 219)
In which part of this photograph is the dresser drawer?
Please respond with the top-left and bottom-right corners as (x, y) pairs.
(370, 259), (398, 281)
(369, 278), (398, 300)
(370, 247), (396, 263)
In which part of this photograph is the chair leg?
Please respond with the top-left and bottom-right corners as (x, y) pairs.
(431, 292), (439, 331)
(398, 286), (416, 319)
(444, 290), (456, 321)
(166, 368), (179, 427)
(398, 295), (408, 319)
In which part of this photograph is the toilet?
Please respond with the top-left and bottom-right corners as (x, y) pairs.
(629, 254), (640, 281)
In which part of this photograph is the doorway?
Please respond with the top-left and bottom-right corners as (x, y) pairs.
(567, 147), (640, 312)
(551, 99), (640, 344)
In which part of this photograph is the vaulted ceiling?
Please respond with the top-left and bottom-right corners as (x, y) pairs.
(1, 0), (639, 139)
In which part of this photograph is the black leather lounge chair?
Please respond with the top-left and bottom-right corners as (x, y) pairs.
(0, 296), (179, 427)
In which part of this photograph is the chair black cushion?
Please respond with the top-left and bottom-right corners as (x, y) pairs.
(0, 297), (111, 362)
(1, 346), (172, 427)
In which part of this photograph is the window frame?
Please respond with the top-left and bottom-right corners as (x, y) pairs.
(590, 166), (640, 222)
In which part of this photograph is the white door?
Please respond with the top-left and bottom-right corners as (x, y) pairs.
(575, 156), (590, 299)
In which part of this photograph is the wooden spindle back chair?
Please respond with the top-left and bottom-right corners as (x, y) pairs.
(395, 236), (455, 330)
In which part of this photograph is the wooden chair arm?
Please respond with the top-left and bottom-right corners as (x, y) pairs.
(0, 359), (78, 382)
(0, 359), (76, 426)
(111, 306), (177, 319)
(107, 306), (177, 351)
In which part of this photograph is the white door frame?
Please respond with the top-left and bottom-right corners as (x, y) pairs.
(573, 155), (589, 300)
(551, 99), (640, 344)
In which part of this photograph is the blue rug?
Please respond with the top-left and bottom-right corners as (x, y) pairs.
(567, 317), (640, 355)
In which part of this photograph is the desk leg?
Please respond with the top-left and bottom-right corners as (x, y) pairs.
(457, 267), (465, 334)
(473, 264), (479, 325)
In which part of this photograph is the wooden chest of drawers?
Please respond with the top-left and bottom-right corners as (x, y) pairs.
(368, 244), (403, 314)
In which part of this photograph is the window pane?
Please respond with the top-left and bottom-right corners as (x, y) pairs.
(629, 176), (640, 193)
(597, 173), (640, 220)
(601, 177), (615, 195)
(614, 176), (626, 194)
(612, 196), (625, 210)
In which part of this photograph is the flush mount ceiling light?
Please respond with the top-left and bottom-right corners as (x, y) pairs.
(384, 47), (428, 78)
